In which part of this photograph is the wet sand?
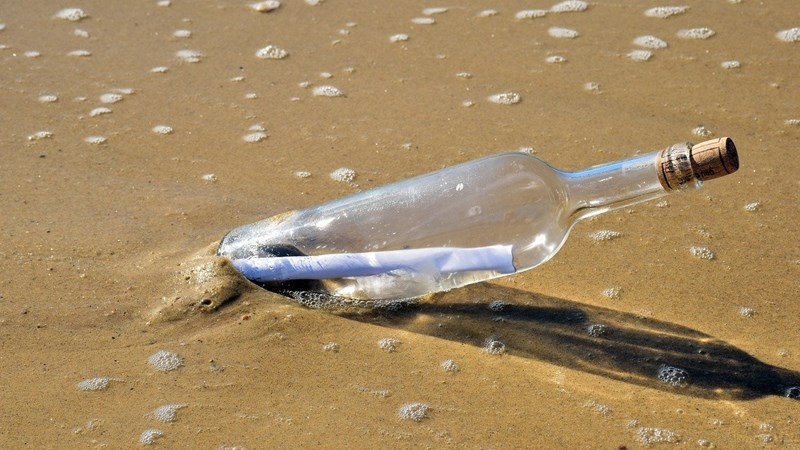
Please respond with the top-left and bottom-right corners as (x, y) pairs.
(1, 0), (799, 447)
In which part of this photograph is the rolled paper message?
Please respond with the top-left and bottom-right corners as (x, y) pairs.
(231, 245), (516, 282)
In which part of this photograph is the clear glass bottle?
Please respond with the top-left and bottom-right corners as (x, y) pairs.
(218, 137), (739, 300)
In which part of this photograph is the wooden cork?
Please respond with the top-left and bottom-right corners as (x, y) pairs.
(657, 137), (738, 191)
(689, 137), (739, 181)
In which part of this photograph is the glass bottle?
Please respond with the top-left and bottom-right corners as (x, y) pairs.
(218, 137), (739, 300)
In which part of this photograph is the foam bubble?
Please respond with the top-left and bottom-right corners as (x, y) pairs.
(149, 404), (187, 423)
(139, 429), (163, 445)
(657, 365), (689, 387)
(249, 124), (266, 131)
(54, 8), (88, 22)
(99, 93), (123, 104)
(0, 23), (5, 32)
(24, 50), (41, 58)
(150, 66), (169, 73)
(627, 50), (652, 61)
(487, 92), (521, 105)
(423, 7), (448, 15)
(483, 336), (506, 355)
(636, 427), (679, 444)
(644, 6), (688, 18)
(378, 337), (399, 352)
(441, 359), (459, 372)
(545, 55), (566, 63)
(242, 131), (268, 143)
(776, 28), (800, 43)
(586, 324), (608, 337)
(633, 35), (668, 49)
(590, 230), (622, 242)
(38, 94), (58, 103)
(294, 170), (312, 178)
(461, 100), (474, 107)
(249, 1), (281, 12)
(322, 342), (340, 352)
(398, 402), (429, 421)
(689, 245), (715, 260)
(78, 377), (111, 391)
(152, 125), (173, 135)
(330, 167), (356, 182)
(455, 71), (472, 79)
(785, 386), (800, 399)
(319, 71), (333, 79)
(201, 173), (217, 182)
(176, 49), (204, 63)
(721, 60), (740, 69)
(744, 201), (761, 212)
(90, 106), (112, 117)
(389, 33), (409, 43)
(73, 28), (89, 38)
(677, 28), (716, 40)
(305, 0), (322, 5)
(488, 300), (507, 312)
(256, 45), (289, 59)
(244, 92), (258, 99)
(602, 287), (621, 299)
(692, 125), (712, 137)
(173, 29), (192, 38)
(738, 306), (754, 318)
(67, 49), (91, 57)
(785, 118), (800, 126)
(411, 17), (435, 25)
(477, 9), (498, 18)
(147, 350), (183, 372)
(550, 1), (588, 13)
(312, 85), (344, 97)
(584, 81), (601, 92)
(84, 135), (107, 145)
(548, 26), (579, 39)
(515, 10), (548, 20)
(28, 130), (54, 141)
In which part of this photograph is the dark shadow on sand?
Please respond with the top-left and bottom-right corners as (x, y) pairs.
(336, 283), (800, 401)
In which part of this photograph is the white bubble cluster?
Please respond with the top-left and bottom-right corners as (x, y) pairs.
(294, 170), (312, 178)
(785, 119), (800, 126)
(176, 49), (204, 63)
(775, 28), (800, 43)
(149, 404), (187, 423)
(150, 66), (169, 73)
(636, 427), (679, 444)
(84, 135), (107, 145)
(545, 55), (566, 64)
(477, 9), (498, 18)
(329, 167), (356, 182)
(411, 17), (435, 25)
(590, 230), (622, 242)
(74, 28), (90, 38)
(692, 125), (712, 137)
(139, 429), (163, 445)
(677, 28), (716, 40)
(657, 365), (689, 387)
(54, 8), (88, 22)
(28, 130), (54, 141)
(313, 85), (344, 97)
(249, 1), (281, 12)
(398, 402), (429, 421)
(24, 50), (41, 58)
(173, 29), (192, 38)
(488, 300), (507, 312)
(488, 92), (521, 105)
(720, 60), (741, 69)
(441, 359), (459, 372)
(587, 324), (608, 337)
(90, 106), (112, 117)
(78, 377), (111, 391)
(67, 49), (91, 57)
(147, 350), (183, 372)
(152, 125), (174, 135)
(744, 201), (762, 212)
(256, 45), (289, 59)
(322, 342), (340, 352)
(633, 35), (668, 49)
(242, 131), (268, 143)
(548, 26), (579, 39)
(627, 50), (652, 61)
(515, 10), (548, 20)
(378, 337), (399, 352)
(644, 6), (688, 18)
(550, 1), (588, 13)
(738, 306), (755, 318)
(423, 7), (448, 15)
(689, 245), (715, 260)
(602, 287), (621, 299)
(201, 173), (217, 182)
(584, 81), (601, 92)
(389, 33), (409, 43)
(100, 93), (123, 104)
(483, 336), (506, 355)
(38, 94), (58, 103)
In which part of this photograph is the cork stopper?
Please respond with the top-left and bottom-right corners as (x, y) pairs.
(688, 137), (739, 181)
(657, 137), (739, 191)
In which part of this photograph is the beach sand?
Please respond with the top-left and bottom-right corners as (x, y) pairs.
(1, 0), (798, 447)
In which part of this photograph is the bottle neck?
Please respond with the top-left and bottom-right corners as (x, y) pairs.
(560, 148), (700, 223)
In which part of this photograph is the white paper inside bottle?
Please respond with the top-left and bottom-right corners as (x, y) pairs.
(231, 245), (516, 282)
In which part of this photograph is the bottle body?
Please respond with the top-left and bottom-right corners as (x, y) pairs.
(218, 138), (737, 300)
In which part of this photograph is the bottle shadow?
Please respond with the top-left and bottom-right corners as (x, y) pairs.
(338, 283), (800, 401)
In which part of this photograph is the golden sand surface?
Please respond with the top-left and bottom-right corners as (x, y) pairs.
(1, 0), (798, 447)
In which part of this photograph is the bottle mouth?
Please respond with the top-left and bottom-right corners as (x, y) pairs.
(656, 137), (739, 191)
